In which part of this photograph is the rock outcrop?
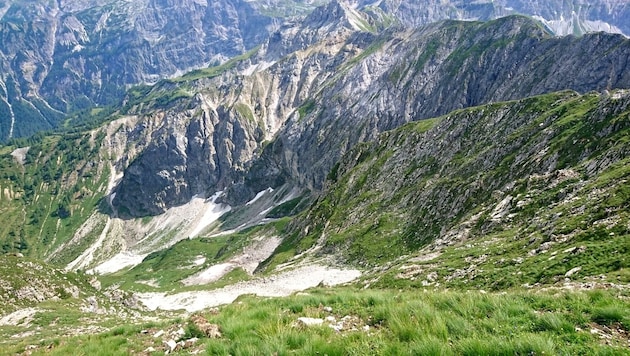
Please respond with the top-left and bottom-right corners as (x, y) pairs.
(84, 15), (630, 215)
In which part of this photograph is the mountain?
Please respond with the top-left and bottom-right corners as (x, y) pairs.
(0, 11), (629, 261)
(1, 89), (629, 354)
(0, 1), (629, 351)
(363, 0), (630, 36)
(0, 12), (627, 279)
(252, 15), (630, 198)
(0, 0), (299, 140)
(293, 90), (630, 278)
(1, 0), (629, 141)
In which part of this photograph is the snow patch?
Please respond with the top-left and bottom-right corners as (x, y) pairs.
(193, 256), (206, 266)
(184, 263), (235, 285)
(65, 190), (231, 275)
(183, 235), (282, 286)
(258, 207), (273, 216)
(138, 264), (361, 312)
(89, 251), (148, 274)
(187, 192), (232, 238)
(246, 187), (273, 206)
(65, 217), (113, 271)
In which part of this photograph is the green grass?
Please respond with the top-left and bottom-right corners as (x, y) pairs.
(288, 90), (630, 272)
(4, 288), (627, 355)
(265, 196), (306, 218)
(121, 46), (260, 113)
(0, 131), (110, 264)
(99, 233), (249, 292)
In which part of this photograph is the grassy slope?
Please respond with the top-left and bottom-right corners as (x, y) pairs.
(3, 287), (629, 355)
(0, 132), (109, 264)
(0, 256), (155, 354)
(284, 91), (629, 283)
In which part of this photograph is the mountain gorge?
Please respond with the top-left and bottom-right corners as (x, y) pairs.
(0, 0), (629, 353)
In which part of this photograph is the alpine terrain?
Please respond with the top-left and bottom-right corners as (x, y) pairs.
(0, 0), (629, 354)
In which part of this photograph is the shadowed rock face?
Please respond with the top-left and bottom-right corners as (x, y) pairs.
(111, 101), (265, 217)
(108, 13), (630, 217)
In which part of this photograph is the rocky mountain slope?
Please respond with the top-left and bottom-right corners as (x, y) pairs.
(113, 14), (630, 218)
(293, 90), (630, 279)
(255, 15), (630, 197)
(0, 10), (629, 275)
(365, 0), (630, 36)
(1, 91), (628, 356)
(1, 0), (629, 141)
(0, 2), (629, 349)
(0, 0), (289, 140)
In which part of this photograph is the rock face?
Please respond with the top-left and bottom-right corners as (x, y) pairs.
(111, 95), (267, 217)
(361, 0), (630, 36)
(1, 0), (629, 140)
(0, 0), (277, 140)
(251, 15), (630, 197)
(109, 13), (630, 216)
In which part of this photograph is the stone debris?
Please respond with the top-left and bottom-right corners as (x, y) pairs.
(190, 314), (222, 338)
(587, 322), (630, 347)
(140, 318), (214, 355)
(295, 314), (371, 333)
(490, 196), (513, 222)
(164, 339), (177, 352)
(0, 307), (41, 327)
(296, 317), (324, 327)
(565, 266), (582, 277)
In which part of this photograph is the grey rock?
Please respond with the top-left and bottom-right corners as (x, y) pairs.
(109, 15), (630, 217)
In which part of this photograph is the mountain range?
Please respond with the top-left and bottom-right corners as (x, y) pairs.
(0, 0), (629, 353)
(1, 0), (629, 140)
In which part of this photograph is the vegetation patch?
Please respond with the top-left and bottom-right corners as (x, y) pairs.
(3, 288), (627, 355)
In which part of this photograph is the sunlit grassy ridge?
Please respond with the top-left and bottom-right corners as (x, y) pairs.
(289, 91), (630, 275)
